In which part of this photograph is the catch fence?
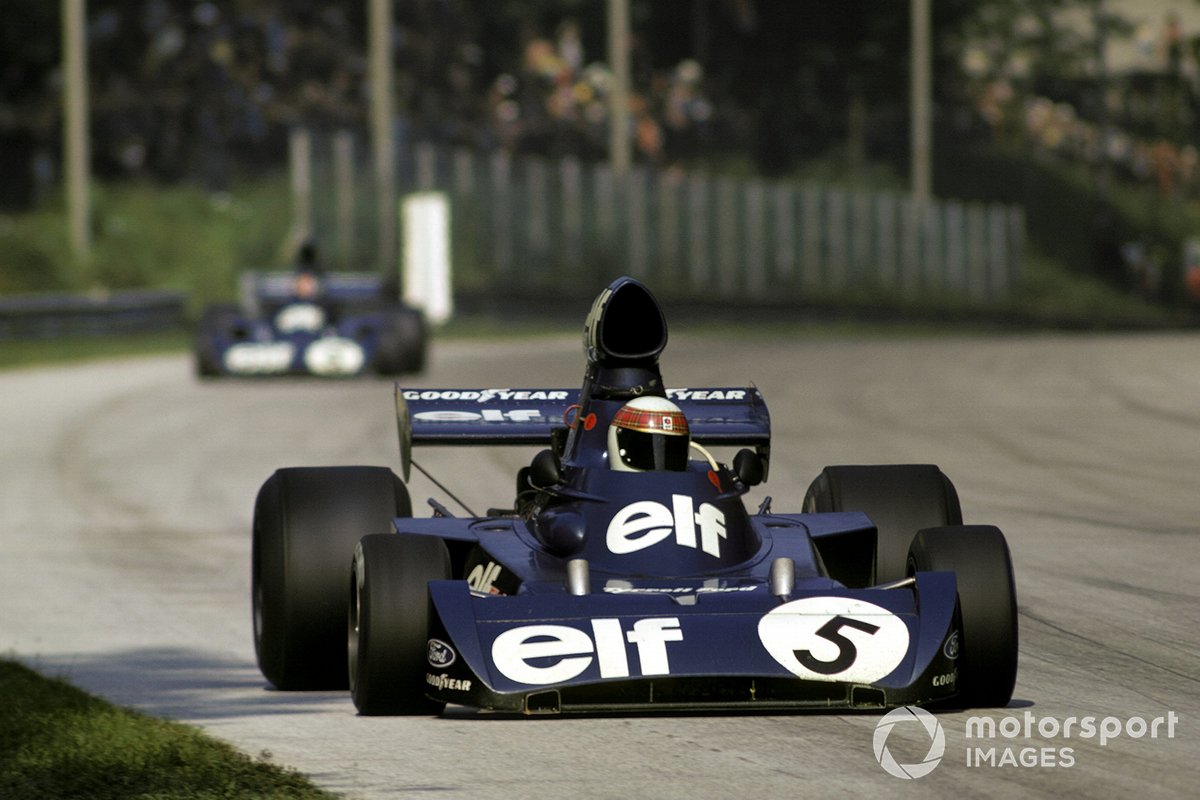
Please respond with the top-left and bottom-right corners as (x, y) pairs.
(299, 132), (1024, 307)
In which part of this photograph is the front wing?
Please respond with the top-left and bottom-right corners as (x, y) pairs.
(421, 573), (962, 713)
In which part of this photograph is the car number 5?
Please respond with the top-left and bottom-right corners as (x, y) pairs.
(793, 615), (880, 674)
(757, 596), (910, 683)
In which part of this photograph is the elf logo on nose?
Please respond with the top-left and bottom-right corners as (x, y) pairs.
(606, 495), (726, 557)
(491, 617), (684, 685)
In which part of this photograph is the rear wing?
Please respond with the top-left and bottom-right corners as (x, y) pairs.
(394, 386), (770, 479)
(240, 270), (392, 313)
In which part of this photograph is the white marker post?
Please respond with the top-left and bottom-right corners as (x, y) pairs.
(402, 191), (453, 325)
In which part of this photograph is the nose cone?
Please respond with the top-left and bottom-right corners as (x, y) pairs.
(583, 277), (668, 366)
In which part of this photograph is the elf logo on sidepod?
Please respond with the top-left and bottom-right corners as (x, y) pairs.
(491, 618), (683, 685)
(607, 496), (726, 557)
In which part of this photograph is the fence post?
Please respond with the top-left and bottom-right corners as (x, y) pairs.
(490, 151), (513, 274)
(801, 182), (823, 291)
(687, 173), (710, 289)
(900, 197), (921, 298)
(875, 192), (898, 292)
(526, 157), (550, 270)
(772, 183), (796, 284)
(1007, 205), (1026, 294)
(333, 131), (356, 268)
(825, 187), (848, 292)
(657, 171), (682, 283)
(289, 128), (312, 247)
(415, 142), (437, 191)
(966, 203), (988, 302)
(594, 162), (616, 281)
(716, 177), (739, 293)
(561, 156), (584, 274)
(627, 167), (650, 279)
(744, 179), (767, 296)
(453, 147), (475, 197)
(921, 201), (943, 294)
(850, 190), (873, 287)
(944, 200), (966, 295)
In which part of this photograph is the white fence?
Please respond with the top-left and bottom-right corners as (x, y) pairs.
(298, 132), (1024, 306)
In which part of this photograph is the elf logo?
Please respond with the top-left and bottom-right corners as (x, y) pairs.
(467, 560), (503, 594)
(491, 617), (683, 685)
(607, 496), (726, 557)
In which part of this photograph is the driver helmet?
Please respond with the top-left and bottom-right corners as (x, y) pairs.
(294, 269), (320, 300)
(293, 239), (323, 300)
(607, 395), (690, 472)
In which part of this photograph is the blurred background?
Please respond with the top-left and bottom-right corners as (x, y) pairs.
(4, 0), (1200, 330)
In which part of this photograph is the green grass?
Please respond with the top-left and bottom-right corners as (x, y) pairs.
(0, 179), (292, 314)
(0, 660), (337, 800)
(0, 331), (190, 372)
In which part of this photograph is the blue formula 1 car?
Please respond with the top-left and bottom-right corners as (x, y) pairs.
(195, 261), (426, 378)
(251, 277), (1018, 715)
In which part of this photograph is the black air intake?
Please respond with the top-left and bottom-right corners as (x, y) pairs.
(583, 277), (667, 367)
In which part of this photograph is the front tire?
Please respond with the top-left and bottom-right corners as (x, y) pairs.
(908, 525), (1018, 708)
(253, 466), (410, 690)
(350, 533), (450, 715)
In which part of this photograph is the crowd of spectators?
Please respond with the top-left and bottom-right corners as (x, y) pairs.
(969, 11), (1200, 201)
(480, 19), (717, 166)
(66, 1), (721, 189)
(83, 1), (370, 184)
(13, 0), (1200, 213)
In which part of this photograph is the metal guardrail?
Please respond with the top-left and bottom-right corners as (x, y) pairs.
(0, 289), (189, 340)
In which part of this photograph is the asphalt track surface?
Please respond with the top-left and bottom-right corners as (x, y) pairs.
(2, 329), (1199, 798)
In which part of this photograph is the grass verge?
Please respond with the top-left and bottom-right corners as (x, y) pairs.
(0, 659), (337, 800)
(0, 331), (190, 372)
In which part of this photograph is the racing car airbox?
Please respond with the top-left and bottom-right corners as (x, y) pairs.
(583, 277), (667, 367)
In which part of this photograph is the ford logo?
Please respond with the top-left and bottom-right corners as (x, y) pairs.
(943, 631), (960, 660)
(427, 639), (456, 668)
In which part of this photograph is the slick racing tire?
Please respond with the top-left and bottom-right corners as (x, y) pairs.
(374, 306), (427, 375)
(253, 466), (411, 690)
(350, 533), (451, 715)
(804, 464), (963, 585)
(908, 525), (1018, 708)
(193, 303), (242, 377)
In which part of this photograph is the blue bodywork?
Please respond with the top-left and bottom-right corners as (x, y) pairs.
(195, 271), (425, 377)
(385, 278), (963, 713)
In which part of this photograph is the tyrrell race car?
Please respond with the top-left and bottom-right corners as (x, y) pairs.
(195, 245), (426, 377)
(252, 277), (1018, 715)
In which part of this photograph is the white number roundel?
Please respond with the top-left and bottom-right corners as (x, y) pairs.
(304, 336), (365, 376)
(757, 596), (910, 683)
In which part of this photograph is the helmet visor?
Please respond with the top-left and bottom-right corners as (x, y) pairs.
(614, 427), (689, 471)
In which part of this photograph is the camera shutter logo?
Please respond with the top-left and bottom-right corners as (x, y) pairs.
(873, 706), (946, 779)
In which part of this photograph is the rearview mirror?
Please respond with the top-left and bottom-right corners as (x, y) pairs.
(733, 449), (765, 487)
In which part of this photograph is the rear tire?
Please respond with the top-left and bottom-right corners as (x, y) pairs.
(374, 306), (427, 375)
(193, 303), (242, 377)
(804, 464), (962, 584)
(908, 525), (1018, 708)
(253, 466), (410, 690)
(349, 533), (450, 715)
